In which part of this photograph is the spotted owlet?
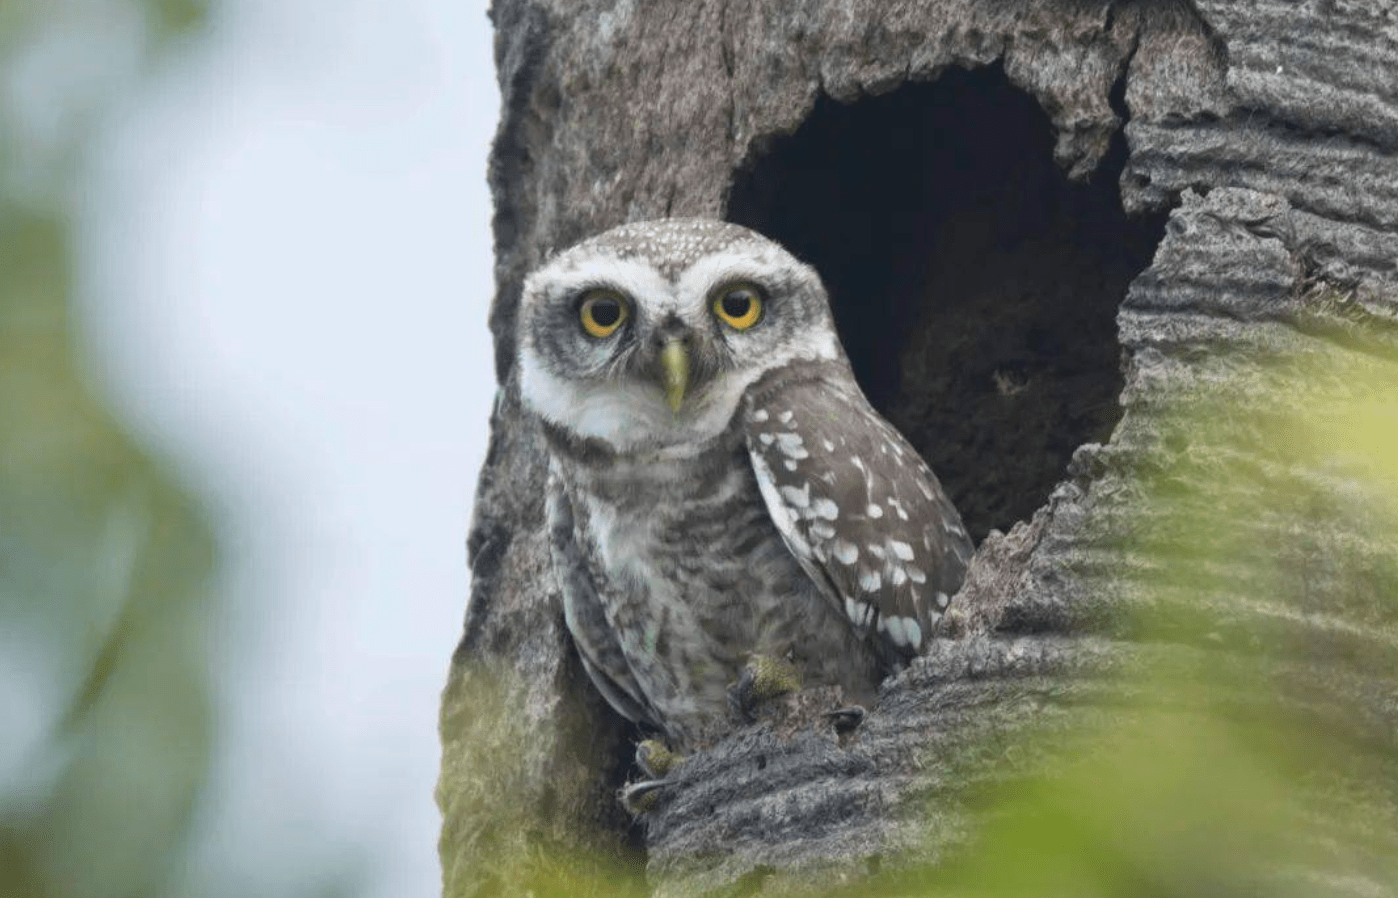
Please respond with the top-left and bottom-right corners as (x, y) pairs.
(518, 219), (973, 750)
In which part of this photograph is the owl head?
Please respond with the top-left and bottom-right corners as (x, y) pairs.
(518, 219), (845, 453)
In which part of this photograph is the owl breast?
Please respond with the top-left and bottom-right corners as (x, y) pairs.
(548, 422), (882, 748)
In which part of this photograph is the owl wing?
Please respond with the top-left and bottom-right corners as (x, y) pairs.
(546, 467), (658, 729)
(742, 364), (973, 657)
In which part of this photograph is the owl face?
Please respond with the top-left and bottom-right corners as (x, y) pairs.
(518, 220), (843, 453)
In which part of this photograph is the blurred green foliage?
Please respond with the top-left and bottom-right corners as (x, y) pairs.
(0, 3), (216, 897)
(915, 348), (1398, 896)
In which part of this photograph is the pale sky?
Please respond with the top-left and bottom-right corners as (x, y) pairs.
(76, 1), (498, 895)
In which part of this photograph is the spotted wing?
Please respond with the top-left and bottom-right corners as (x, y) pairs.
(742, 364), (973, 656)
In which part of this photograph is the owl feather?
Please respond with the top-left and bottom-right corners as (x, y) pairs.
(518, 218), (973, 749)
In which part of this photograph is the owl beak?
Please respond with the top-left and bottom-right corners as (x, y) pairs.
(659, 338), (690, 414)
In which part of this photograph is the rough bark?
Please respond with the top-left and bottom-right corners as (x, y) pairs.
(439, 1), (1398, 895)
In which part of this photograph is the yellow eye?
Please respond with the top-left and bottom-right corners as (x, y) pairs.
(579, 290), (629, 338)
(712, 282), (764, 330)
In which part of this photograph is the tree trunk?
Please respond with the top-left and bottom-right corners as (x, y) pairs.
(438, 1), (1398, 895)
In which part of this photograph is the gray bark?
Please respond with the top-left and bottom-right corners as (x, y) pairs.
(439, 1), (1398, 895)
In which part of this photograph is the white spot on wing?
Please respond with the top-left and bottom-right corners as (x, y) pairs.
(776, 432), (809, 459)
(858, 569), (881, 591)
(887, 616), (922, 649)
(890, 540), (915, 561)
(866, 504), (883, 519)
(812, 498), (839, 520)
(751, 409), (770, 423)
(832, 539), (858, 565)
(780, 483), (810, 508)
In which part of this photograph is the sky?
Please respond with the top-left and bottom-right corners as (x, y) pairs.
(75, 1), (498, 895)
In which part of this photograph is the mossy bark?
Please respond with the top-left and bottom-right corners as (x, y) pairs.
(440, 1), (1398, 894)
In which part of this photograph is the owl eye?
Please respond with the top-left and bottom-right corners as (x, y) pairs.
(711, 282), (764, 330)
(578, 290), (629, 338)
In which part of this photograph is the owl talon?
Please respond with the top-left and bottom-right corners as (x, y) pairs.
(619, 778), (674, 815)
(826, 705), (866, 733)
(635, 739), (684, 779)
(728, 654), (802, 723)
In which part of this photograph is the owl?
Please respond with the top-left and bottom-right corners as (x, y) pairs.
(518, 219), (973, 751)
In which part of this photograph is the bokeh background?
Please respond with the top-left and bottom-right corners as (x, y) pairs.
(1, 1), (496, 896)
(8, 3), (1398, 898)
